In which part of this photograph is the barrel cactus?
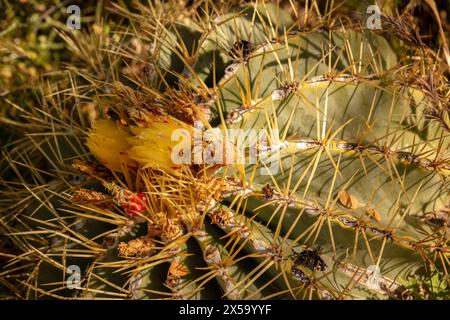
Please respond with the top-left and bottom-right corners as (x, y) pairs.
(1, 1), (449, 300)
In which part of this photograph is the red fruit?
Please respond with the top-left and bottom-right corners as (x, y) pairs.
(122, 192), (146, 216)
(136, 192), (146, 201)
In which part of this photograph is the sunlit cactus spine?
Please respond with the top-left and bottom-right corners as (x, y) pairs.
(0, 1), (449, 300)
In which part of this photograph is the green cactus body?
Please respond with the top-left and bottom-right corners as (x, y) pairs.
(1, 1), (449, 300)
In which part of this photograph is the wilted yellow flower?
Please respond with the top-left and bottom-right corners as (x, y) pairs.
(86, 119), (133, 172)
(127, 114), (194, 172)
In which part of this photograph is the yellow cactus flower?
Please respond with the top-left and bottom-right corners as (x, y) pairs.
(86, 119), (133, 172)
(127, 114), (195, 172)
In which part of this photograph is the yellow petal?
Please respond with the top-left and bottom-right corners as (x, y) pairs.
(86, 119), (133, 172)
(127, 114), (194, 172)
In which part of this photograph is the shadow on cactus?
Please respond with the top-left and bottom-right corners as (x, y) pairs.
(0, 1), (449, 300)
